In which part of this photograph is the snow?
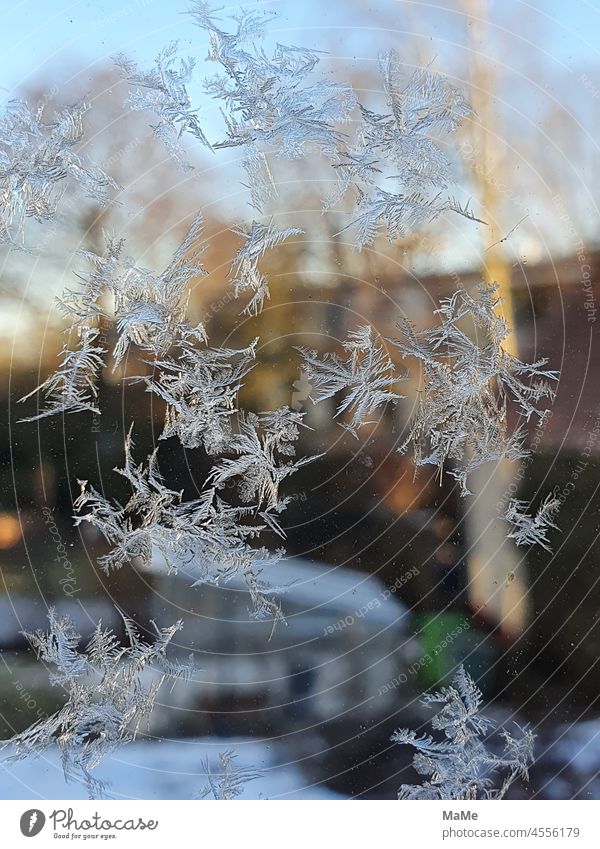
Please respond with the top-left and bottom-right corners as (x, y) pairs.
(151, 554), (409, 630)
(0, 737), (346, 800)
(551, 720), (600, 775)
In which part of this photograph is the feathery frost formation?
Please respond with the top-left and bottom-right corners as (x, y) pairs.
(19, 213), (206, 421)
(504, 493), (561, 552)
(229, 219), (303, 314)
(115, 42), (212, 170)
(72, 417), (309, 622)
(116, 4), (475, 246)
(393, 665), (534, 800)
(297, 325), (403, 436)
(333, 52), (481, 247)
(207, 407), (320, 537)
(142, 331), (258, 453)
(298, 284), (556, 493)
(198, 750), (262, 799)
(0, 99), (118, 245)
(390, 283), (558, 495)
(5, 2), (562, 800)
(191, 2), (356, 210)
(18, 327), (105, 421)
(101, 211), (207, 367)
(2, 609), (190, 799)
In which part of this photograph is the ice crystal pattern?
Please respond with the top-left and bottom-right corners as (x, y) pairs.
(390, 283), (558, 495)
(19, 212), (207, 420)
(114, 5), (478, 243)
(331, 51), (480, 247)
(18, 326), (105, 421)
(297, 325), (403, 436)
(207, 407), (320, 537)
(191, 2), (356, 211)
(392, 665), (534, 800)
(142, 330), (258, 453)
(0, 98), (118, 245)
(229, 219), (303, 314)
(189, 6), (475, 242)
(73, 414), (311, 621)
(104, 212), (207, 367)
(115, 41), (212, 170)
(504, 493), (561, 552)
(198, 750), (262, 799)
(8, 3), (564, 796)
(1, 608), (190, 799)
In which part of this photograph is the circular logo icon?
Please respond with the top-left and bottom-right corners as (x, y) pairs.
(19, 810), (46, 837)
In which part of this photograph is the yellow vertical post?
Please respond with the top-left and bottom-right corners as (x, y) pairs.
(462, 0), (528, 637)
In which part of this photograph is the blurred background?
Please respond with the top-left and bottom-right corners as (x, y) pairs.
(1, 0), (600, 799)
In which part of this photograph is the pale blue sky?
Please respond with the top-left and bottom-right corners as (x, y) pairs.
(1, 0), (599, 100)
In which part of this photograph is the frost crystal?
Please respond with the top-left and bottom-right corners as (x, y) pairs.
(297, 325), (403, 436)
(18, 326), (105, 421)
(73, 426), (295, 623)
(115, 9), (475, 241)
(392, 665), (534, 800)
(108, 212), (207, 365)
(331, 52), (478, 247)
(207, 407), (320, 536)
(198, 750), (262, 799)
(141, 331), (258, 453)
(390, 283), (558, 495)
(229, 219), (303, 315)
(191, 2), (356, 210)
(0, 98), (119, 245)
(115, 42), (212, 170)
(504, 493), (561, 552)
(18, 214), (207, 421)
(1, 608), (189, 799)
(9, 8), (564, 798)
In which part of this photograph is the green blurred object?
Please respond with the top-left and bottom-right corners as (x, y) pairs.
(414, 612), (498, 697)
